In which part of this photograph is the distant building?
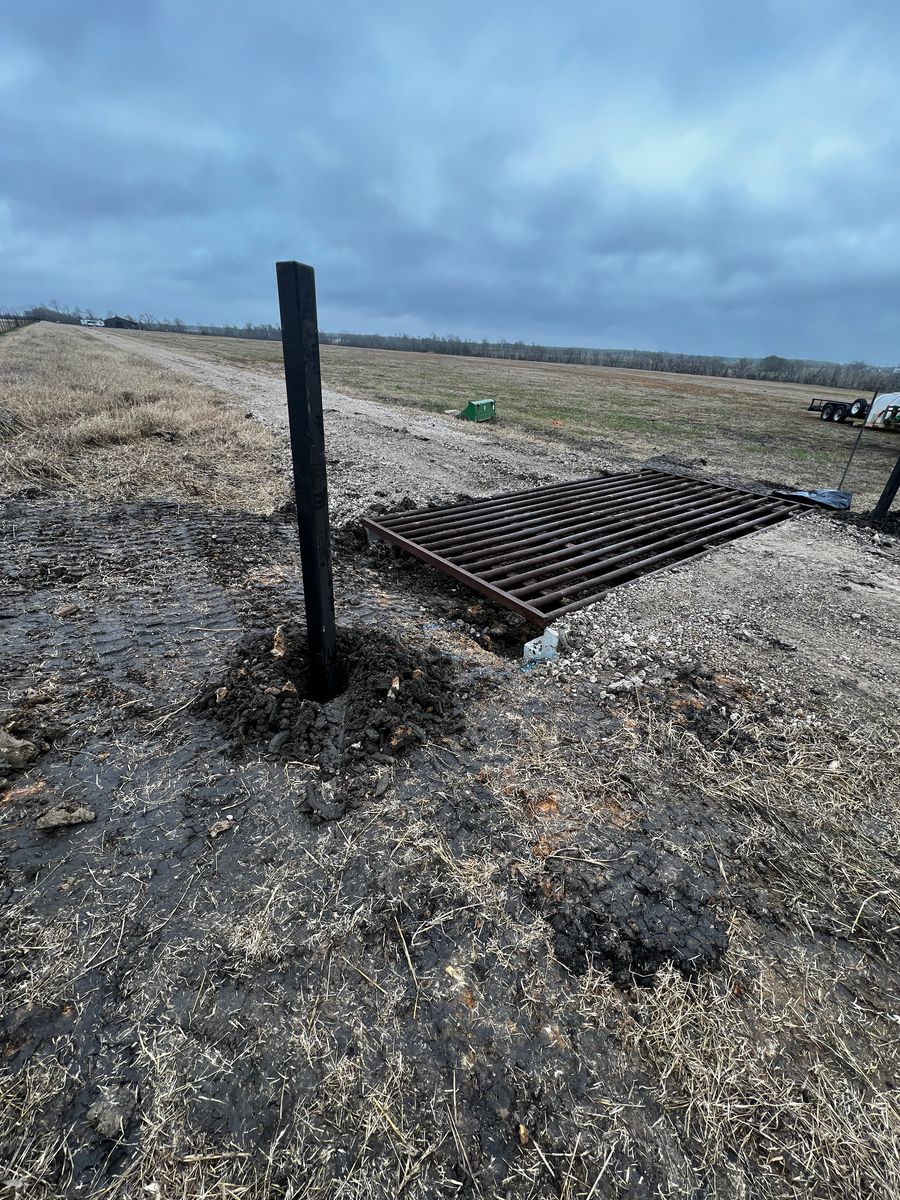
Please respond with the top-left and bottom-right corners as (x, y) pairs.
(105, 316), (139, 330)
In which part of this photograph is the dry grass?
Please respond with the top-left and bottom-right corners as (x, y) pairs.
(4, 695), (897, 1198)
(0, 323), (281, 511)
(623, 951), (900, 1198)
(532, 713), (900, 1198)
(115, 329), (900, 510)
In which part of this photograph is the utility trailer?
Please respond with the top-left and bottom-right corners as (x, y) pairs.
(807, 397), (870, 423)
(807, 392), (900, 431)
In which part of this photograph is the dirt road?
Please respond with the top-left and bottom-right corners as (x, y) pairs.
(95, 329), (605, 523)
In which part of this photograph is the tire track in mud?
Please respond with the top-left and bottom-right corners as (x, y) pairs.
(2, 496), (336, 1175)
(4, 498), (248, 702)
(1, 495), (301, 856)
(2, 497), (270, 1180)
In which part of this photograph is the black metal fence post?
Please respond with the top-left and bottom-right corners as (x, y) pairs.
(276, 261), (341, 700)
(873, 454), (900, 520)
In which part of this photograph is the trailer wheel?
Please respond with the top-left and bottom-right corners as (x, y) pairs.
(850, 399), (866, 418)
(820, 404), (834, 421)
(832, 405), (847, 422)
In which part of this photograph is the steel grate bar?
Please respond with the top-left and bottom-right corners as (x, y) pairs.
(387, 467), (717, 541)
(466, 479), (730, 574)
(538, 508), (790, 620)
(490, 492), (772, 590)
(517, 503), (784, 605)
(422, 475), (711, 557)
(394, 471), (677, 544)
(385, 471), (645, 531)
(362, 469), (800, 627)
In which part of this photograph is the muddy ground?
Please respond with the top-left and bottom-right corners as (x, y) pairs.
(2, 329), (900, 1199)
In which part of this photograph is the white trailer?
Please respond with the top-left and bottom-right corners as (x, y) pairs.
(865, 391), (900, 429)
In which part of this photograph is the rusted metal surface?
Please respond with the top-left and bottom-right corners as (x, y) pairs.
(362, 469), (800, 627)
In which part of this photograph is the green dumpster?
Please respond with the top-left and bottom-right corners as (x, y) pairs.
(460, 398), (496, 422)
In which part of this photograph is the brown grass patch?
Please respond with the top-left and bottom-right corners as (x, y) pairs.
(0, 324), (281, 511)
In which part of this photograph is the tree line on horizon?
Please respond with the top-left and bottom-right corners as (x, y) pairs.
(10, 304), (899, 394)
(322, 332), (900, 394)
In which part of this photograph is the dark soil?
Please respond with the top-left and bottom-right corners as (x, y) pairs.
(198, 621), (465, 781)
(528, 845), (729, 984)
(832, 504), (900, 538)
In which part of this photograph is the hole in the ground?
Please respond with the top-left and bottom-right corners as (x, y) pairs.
(198, 623), (465, 775)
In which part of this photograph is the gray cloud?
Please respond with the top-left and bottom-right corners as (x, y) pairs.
(2, 0), (899, 360)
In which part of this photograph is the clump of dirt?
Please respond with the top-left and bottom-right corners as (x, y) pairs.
(0, 682), (70, 791)
(199, 622), (464, 778)
(427, 594), (530, 655)
(662, 667), (765, 753)
(526, 846), (729, 985)
(86, 1085), (137, 1142)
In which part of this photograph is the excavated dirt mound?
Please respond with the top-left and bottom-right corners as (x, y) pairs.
(198, 622), (465, 780)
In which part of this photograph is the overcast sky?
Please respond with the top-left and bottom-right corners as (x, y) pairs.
(3, 1), (898, 361)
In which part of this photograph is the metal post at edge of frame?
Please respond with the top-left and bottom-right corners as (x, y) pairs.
(276, 261), (341, 700)
(873, 454), (900, 521)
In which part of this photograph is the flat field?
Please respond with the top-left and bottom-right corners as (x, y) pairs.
(116, 329), (898, 511)
(2, 323), (899, 1200)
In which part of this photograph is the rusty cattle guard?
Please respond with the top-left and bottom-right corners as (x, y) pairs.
(362, 469), (800, 627)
